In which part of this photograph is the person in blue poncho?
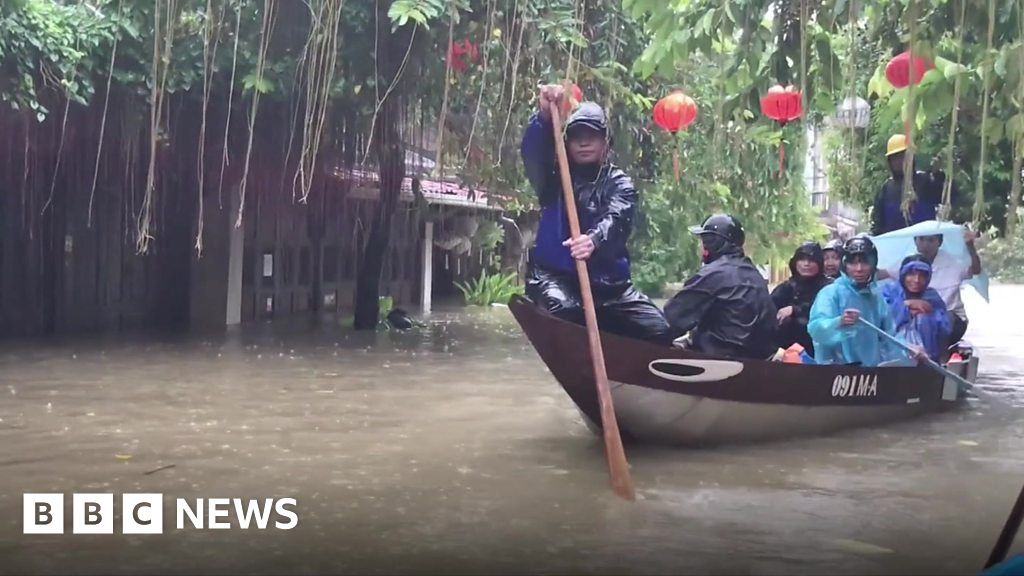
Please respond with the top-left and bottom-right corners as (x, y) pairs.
(808, 235), (927, 366)
(881, 255), (952, 362)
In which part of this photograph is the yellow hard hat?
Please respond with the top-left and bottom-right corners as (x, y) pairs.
(886, 134), (908, 156)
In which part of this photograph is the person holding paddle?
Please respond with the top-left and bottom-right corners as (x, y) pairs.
(808, 235), (928, 366)
(520, 84), (672, 344)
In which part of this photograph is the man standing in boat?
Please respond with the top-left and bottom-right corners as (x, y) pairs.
(871, 134), (956, 235)
(663, 214), (778, 359)
(808, 235), (926, 366)
(519, 85), (673, 344)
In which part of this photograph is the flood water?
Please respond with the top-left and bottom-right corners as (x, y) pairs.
(1, 286), (1024, 575)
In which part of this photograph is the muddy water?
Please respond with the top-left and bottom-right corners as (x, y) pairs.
(1, 286), (1023, 575)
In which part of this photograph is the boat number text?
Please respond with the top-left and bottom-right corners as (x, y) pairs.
(831, 374), (878, 398)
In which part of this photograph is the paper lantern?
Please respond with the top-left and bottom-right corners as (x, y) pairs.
(885, 50), (933, 89)
(653, 91), (698, 181)
(760, 84), (804, 175)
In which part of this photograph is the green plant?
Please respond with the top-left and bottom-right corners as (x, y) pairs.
(981, 209), (1024, 282)
(472, 219), (504, 252)
(456, 270), (524, 306)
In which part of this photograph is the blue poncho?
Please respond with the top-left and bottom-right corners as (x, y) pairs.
(880, 260), (952, 362)
(808, 274), (910, 366)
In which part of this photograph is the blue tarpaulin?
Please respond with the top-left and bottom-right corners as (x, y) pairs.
(871, 220), (990, 302)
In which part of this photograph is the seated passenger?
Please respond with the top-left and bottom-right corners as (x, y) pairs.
(664, 214), (778, 359)
(881, 255), (952, 362)
(822, 239), (844, 280)
(771, 242), (832, 356)
(808, 235), (924, 366)
(881, 228), (982, 346)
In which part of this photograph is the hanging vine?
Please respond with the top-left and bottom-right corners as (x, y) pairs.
(938, 0), (967, 222)
(195, 0), (224, 256)
(431, 0), (457, 177)
(217, 3), (242, 210)
(137, 0), (179, 254)
(900, 0), (920, 219)
(974, 0), (997, 225)
(85, 0), (122, 229)
(495, 5), (525, 167)
(1006, 4), (1024, 237)
(235, 0), (278, 229)
(294, 0), (343, 204)
(463, 0), (497, 167)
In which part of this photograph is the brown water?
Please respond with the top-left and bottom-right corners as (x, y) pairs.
(1, 286), (1023, 575)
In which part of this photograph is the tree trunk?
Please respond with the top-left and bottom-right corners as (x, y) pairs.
(353, 4), (406, 330)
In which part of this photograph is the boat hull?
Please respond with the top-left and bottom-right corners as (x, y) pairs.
(510, 296), (973, 446)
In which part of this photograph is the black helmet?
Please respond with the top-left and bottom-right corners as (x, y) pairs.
(688, 213), (745, 247)
(823, 238), (844, 257)
(789, 241), (824, 276)
(842, 235), (878, 267)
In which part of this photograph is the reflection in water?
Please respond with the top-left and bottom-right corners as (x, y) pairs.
(0, 288), (1023, 575)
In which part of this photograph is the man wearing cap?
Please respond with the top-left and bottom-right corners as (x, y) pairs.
(663, 214), (778, 359)
(519, 84), (672, 344)
(871, 134), (957, 236)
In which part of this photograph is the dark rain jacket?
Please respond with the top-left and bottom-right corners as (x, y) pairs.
(520, 111), (634, 286)
(871, 168), (954, 236)
(770, 274), (831, 356)
(665, 252), (779, 359)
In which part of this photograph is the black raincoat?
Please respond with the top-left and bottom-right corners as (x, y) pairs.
(770, 245), (832, 355)
(664, 242), (778, 359)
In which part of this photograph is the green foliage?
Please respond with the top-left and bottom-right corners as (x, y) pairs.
(981, 209), (1024, 282)
(0, 0), (118, 119)
(388, 0), (445, 29)
(472, 219), (504, 252)
(456, 271), (524, 306)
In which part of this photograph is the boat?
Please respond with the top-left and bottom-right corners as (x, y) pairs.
(509, 295), (980, 446)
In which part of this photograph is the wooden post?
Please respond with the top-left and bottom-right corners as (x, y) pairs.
(421, 221), (433, 314)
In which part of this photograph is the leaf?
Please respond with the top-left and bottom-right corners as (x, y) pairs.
(984, 118), (1005, 145)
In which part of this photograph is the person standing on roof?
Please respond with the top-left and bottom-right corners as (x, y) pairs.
(871, 134), (958, 236)
(519, 84), (672, 344)
(664, 214), (778, 359)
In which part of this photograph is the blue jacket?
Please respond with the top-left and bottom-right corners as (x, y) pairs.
(520, 113), (634, 285)
(808, 274), (910, 367)
(880, 265), (952, 362)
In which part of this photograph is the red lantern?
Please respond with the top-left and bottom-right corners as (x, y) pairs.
(449, 39), (480, 74)
(885, 50), (933, 89)
(653, 91), (698, 181)
(560, 82), (584, 115)
(760, 84), (804, 175)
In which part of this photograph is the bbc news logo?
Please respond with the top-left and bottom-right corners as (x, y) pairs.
(23, 494), (298, 534)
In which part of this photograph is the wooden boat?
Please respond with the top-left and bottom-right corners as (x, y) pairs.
(509, 295), (980, 446)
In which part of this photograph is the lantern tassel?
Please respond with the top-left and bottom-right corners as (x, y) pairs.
(779, 141), (786, 177)
(673, 150), (680, 182)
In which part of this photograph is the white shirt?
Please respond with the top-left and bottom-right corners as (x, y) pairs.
(886, 249), (971, 320)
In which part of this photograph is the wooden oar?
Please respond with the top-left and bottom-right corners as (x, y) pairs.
(856, 317), (979, 395)
(548, 97), (636, 501)
(985, 482), (1024, 569)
